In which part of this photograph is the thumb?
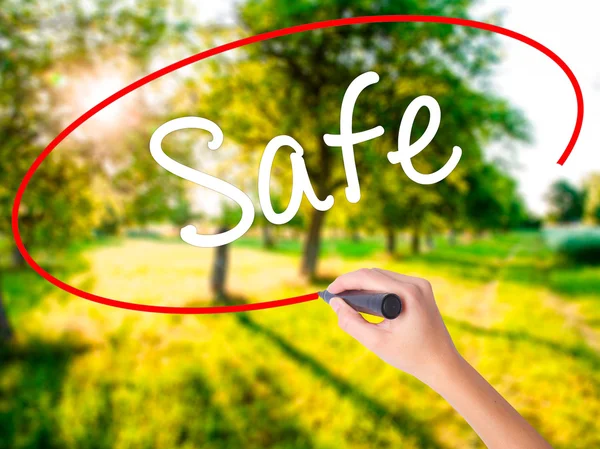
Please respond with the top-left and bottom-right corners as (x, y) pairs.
(330, 297), (382, 348)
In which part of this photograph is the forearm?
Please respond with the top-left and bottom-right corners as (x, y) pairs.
(428, 355), (552, 449)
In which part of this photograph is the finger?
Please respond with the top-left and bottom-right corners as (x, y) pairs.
(328, 268), (397, 293)
(371, 268), (422, 285)
(330, 297), (384, 348)
(328, 268), (420, 304)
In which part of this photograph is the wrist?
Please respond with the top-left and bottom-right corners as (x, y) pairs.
(421, 348), (469, 393)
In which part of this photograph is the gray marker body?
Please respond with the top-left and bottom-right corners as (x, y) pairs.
(319, 290), (402, 319)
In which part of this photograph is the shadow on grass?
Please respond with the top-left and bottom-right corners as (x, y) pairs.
(0, 339), (93, 449)
(175, 369), (250, 448)
(584, 319), (600, 329)
(217, 292), (447, 449)
(446, 317), (600, 372)
(544, 263), (600, 298)
(235, 314), (446, 448)
(406, 252), (500, 283)
(212, 366), (322, 448)
(1, 246), (92, 320)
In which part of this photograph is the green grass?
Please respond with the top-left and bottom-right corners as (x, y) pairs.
(1, 232), (599, 449)
(233, 235), (391, 259)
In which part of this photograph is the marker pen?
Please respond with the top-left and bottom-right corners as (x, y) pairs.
(319, 290), (402, 319)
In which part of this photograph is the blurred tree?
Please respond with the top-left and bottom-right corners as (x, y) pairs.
(0, 0), (191, 340)
(506, 195), (529, 230)
(546, 179), (585, 223)
(0, 299), (11, 341)
(199, 0), (527, 273)
(367, 43), (527, 252)
(583, 173), (600, 224)
(347, 213), (363, 243)
(0, 0), (69, 340)
(465, 162), (525, 233)
(211, 225), (230, 300)
(257, 194), (286, 249)
(112, 128), (196, 230)
(212, 203), (243, 299)
(1, 0), (52, 268)
(286, 207), (307, 240)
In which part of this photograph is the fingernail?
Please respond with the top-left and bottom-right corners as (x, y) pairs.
(330, 297), (342, 313)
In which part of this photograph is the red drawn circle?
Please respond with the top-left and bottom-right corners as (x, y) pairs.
(11, 16), (584, 314)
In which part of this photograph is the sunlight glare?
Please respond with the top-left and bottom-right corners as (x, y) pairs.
(60, 65), (141, 139)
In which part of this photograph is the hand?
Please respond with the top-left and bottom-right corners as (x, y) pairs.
(327, 268), (459, 386)
(328, 268), (554, 449)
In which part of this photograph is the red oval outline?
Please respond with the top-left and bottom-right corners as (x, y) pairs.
(12, 15), (584, 314)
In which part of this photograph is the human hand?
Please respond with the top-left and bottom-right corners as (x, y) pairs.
(327, 268), (459, 386)
(328, 268), (554, 449)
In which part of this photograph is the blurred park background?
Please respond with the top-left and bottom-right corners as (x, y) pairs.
(2, 0), (600, 448)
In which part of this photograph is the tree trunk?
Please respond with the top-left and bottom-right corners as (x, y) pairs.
(448, 229), (457, 246)
(0, 275), (13, 342)
(12, 244), (25, 268)
(262, 223), (275, 249)
(386, 228), (396, 255)
(351, 231), (361, 243)
(411, 227), (421, 255)
(211, 227), (229, 299)
(301, 209), (326, 279)
(426, 231), (435, 250)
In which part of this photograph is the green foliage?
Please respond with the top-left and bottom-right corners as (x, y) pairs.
(554, 228), (600, 265)
(1, 0), (196, 253)
(1, 0), (58, 242)
(220, 201), (244, 229)
(464, 162), (527, 232)
(18, 156), (103, 249)
(583, 173), (600, 224)
(95, 204), (123, 237)
(114, 130), (195, 228)
(546, 179), (586, 223)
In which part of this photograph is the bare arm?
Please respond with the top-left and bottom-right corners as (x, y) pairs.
(327, 268), (552, 449)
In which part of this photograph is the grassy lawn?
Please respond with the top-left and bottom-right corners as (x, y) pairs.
(1, 232), (599, 449)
